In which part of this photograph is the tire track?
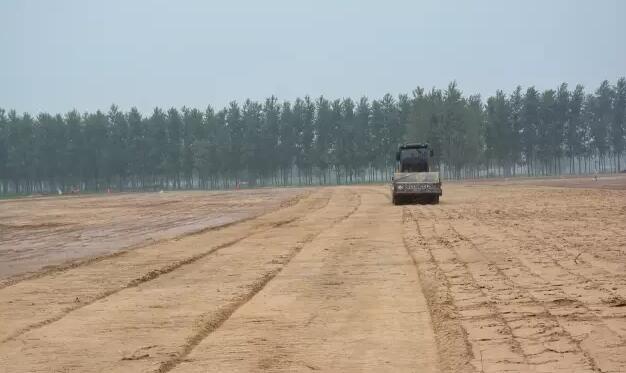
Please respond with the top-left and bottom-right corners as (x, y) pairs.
(2, 234), (249, 344)
(466, 218), (624, 297)
(442, 220), (599, 371)
(430, 218), (534, 370)
(410, 206), (599, 371)
(0, 191), (330, 344)
(422, 203), (598, 370)
(0, 190), (359, 373)
(474, 211), (625, 299)
(443, 212), (626, 372)
(0, 191), (311, 290)
(443, 205), (626, 323)
(154, 190), (362, 373)
(402, 207), (476, 373)
(168, 189), (438, 373)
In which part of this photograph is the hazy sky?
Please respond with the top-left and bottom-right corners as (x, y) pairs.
(1, 0), (624, 114)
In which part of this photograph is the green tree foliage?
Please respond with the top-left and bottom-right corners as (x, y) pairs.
(182, 107), (204, 185)
(242, 99), (262, 184)
(537, 89), (557, 173)
(566, 85), (585, 172)
(226, 102), (243, 182)
(83, 110), (108, 190)
(146, 108), (168, 184)
(486, 91), (511, 173)
(1, 79), (625, 194)
(166, 108), (183, 187)
(351, 98), (370, 180)
(0, 109), (8, 192)
(261, 96), (280, 182)
(611, 78), (626, 171)
(508, 86), (523, 174)
(65, 110), (85, 187)
(314, 96), (332, 182)
(592, 81), (613, 171)
(126, 107), (146, 188)
(278, 101), (296, 184)
(108, 105), (129, 189)
(191, 107), (216, 189)
(292, 98), (311, 183)
(521, 87), (540, 174)
(553, 84), (570, 172)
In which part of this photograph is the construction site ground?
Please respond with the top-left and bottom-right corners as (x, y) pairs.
(1, 175), (625, 372)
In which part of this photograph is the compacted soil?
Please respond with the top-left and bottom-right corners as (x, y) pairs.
(1, 176), (625, 372)
(0, 189), (303, 283)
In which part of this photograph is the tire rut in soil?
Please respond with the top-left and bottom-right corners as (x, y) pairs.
(0, 190), (359, 373)
(169, 189), (439, 373)
(154, 190), (362, 373)
(412, 205), (600, 372)
(484, 214), (624, 299)
(443, 209), (625, 372)
(402, 207), (476, 373)
(0, 191), (330, 344)
(1, 234), (250, 344)
(0, 192), (313, 290)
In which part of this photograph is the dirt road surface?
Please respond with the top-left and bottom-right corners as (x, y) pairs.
(1, 176), (625, 372)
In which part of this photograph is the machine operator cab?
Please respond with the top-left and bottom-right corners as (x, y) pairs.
(395, 143), (434, 173)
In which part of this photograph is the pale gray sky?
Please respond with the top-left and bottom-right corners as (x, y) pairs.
(1, 0), (624, 114)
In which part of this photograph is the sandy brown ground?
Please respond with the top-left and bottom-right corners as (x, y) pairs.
(0, 189), (303, 283)
(466, 173), (626, 190)
(1, 176), (625, 372)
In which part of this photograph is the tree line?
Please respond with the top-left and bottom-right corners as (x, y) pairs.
(0, 78), (624, 195)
